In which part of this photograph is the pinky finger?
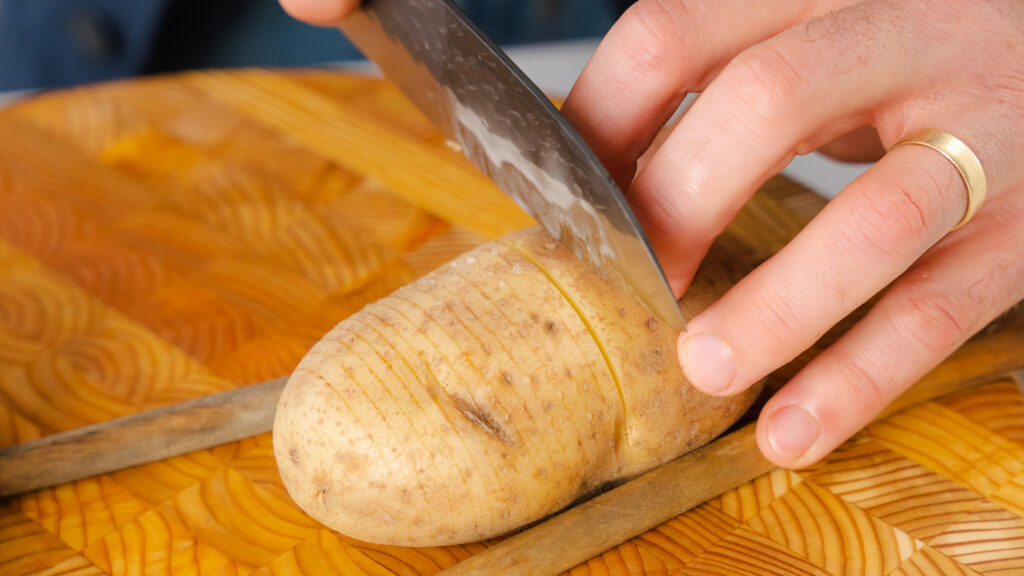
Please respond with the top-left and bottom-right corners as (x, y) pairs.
(756, 189), (1024, 469)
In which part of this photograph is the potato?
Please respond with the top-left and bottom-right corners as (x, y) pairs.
(273, 226), (759, 546)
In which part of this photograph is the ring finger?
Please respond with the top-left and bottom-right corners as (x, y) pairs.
(680, 127), (979, 397)
(756, 186), (1024, 467)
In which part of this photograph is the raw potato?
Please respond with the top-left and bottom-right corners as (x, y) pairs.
(273, 226), (759, 546)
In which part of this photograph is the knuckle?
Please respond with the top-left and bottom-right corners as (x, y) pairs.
(616, 0), (693, 83)
(898, 288), (971, 355)
(745, 284), (805, 350)
(633, 189), (687, 241)
(631, 177), (710, 258)
(801, 10), (844, 42)
(833, 356), (889, 411)
(726, 44), (807, 119)
(840, 179), (937, 262)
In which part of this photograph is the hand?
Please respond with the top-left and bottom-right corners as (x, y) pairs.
(279, 0), (359, 26)
(562, 0), (1024, 468)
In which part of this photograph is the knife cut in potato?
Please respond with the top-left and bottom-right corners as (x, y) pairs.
(273, 226), (759, 546)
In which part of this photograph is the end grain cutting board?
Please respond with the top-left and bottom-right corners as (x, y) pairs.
(1, 69), (1023, 576)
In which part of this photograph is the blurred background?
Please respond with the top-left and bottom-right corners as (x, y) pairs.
(0, 0), (631, 91)
(0, 0), (869, 195)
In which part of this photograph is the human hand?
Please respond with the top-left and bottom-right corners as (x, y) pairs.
(562, 0), (1024, 468)
(279, 0), (359, 26)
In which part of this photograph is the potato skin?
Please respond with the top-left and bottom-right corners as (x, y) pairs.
(499, 230), (759, 477)
(273, 226), (759, 546)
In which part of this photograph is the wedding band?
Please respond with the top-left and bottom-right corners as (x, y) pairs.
(889, 129), (986, 230)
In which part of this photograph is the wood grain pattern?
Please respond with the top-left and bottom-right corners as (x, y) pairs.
(1, 70), (1023, 575)
(0, 378), (287, 497)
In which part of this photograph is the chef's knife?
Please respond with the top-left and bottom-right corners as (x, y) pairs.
(339, 0), (686, 331)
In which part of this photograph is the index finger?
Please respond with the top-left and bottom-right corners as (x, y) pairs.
(562, 0), (821, 188)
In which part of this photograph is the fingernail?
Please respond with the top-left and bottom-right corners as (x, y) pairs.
(679, 333), (737, 394)
(767, 405), (820, 460)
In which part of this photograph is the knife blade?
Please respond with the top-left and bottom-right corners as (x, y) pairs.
(339, 0), (686, 331)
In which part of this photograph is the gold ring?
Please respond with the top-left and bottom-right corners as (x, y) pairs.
(889, 129), (986, 230)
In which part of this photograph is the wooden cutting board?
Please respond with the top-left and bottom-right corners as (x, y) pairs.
(1, 69), (1023, 576)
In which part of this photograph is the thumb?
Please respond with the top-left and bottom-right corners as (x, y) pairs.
(280, 0), (360, 26)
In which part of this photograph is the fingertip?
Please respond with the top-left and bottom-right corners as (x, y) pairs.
(666, 262), (699, 300)
(756, 403), (823, 469)
(678, 331), (738, 396)
(280, 0), (358, 26)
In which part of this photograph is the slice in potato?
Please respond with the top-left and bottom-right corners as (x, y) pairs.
(273, 226), (758, 546)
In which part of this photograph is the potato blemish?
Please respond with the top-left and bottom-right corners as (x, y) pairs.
(273, 225), (759, 546)
(451, 394), (516, 445)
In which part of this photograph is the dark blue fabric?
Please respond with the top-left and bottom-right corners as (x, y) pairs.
(455, 0), (615, 45)
(0, 0), (625, 91)
(145, 0), (363, 73)
(0, 0), (168, 90)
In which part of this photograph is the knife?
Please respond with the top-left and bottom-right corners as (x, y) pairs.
(339, 0), (686, 331)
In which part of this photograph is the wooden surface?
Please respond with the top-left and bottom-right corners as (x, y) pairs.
(0, 377), (288, 497)
(0, 69), (1023, 575)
